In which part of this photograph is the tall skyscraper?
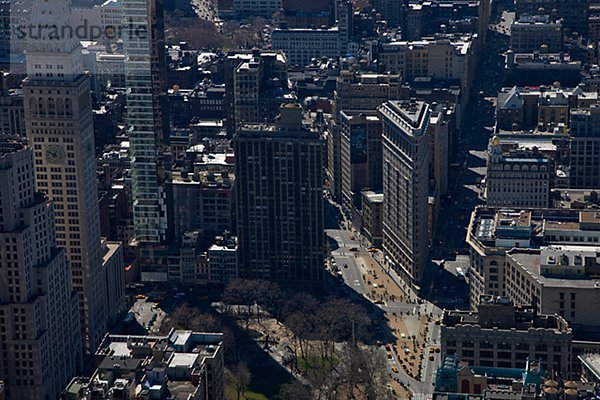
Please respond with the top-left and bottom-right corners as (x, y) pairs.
(22, 0), (123, 352)
(234, 104), (324, 287)
(0, 135), (81, 400)
(123, 0), (170, 281)
(380, 100), (431, 285)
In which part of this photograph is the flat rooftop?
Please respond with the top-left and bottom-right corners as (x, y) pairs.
(507, 247), (600, 289)
(469, 207), (600, 249)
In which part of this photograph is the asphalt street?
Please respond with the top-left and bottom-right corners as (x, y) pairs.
(326, 228), (441, 397)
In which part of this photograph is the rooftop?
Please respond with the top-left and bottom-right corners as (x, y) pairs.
(443, 296), (571, 333)
(507, 246), (600, 288)
(469, 207), (600, 250)
(382, 99), (430, 132)
(171, 170), (234, 188)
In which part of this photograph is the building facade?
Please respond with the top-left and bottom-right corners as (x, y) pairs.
(569, 105), (600, 189)
(514, 0), (589, 36)
(441, 296), (572, 376)
(361, 190), (384, 245)
(271, 27), (343, 67)
(168, 170), (234, 242)
(23, 0), (121, 353)
(234, 104), (324, 287)
(467, 207), (600, 333)
(208, 233), (239, 284)
(123, 0), (169, 281)
(379, 35), (475, 91)
(486, 137), (551, 208)
(339, 111), (383, 216)
(505, 246), (600, 334)
(510, 16), (563, 53)
(380, 100), (431, 285)
(0, 136), (81, 400)
(0, 89), (24, 137)
(234, 0), (281, 18)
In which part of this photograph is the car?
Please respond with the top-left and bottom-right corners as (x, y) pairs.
(367, 247), (378, 252)
(135, 294), (146, 300)
(386, 352), (392, 359)
(374, 299), (384, 305)
(343, 264), (348, 268)
(429, 355), (434, 361)
(391, 367), (399, 374)
(435, 347), (441, 353)
(349, 247), (358, 252)
(385, 344), (391, 351)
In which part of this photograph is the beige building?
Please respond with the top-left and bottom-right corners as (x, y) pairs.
(333, 72), (403, 119)
(271, 28), (342, 67)
(379, 35), (475, 92)
(505, 246), (600, 334)
(467, 207), (600, 334)
(23, 0), (124, 353)
(0, 136), (81, 400)
(486, 137), (551, 208)
(441, 296), (572, 376)
(380, 100), (431, 285)
(510, 16), (563, 53)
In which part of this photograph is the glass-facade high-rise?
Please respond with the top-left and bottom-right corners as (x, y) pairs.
(123, 0), (169, 281)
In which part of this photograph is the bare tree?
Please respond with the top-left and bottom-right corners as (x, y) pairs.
(334, 344), (391, 400)
(226, 361), (252, 400)
(276, 381), (313, 400)
(160, 303), (221, 333)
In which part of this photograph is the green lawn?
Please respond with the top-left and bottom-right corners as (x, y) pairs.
(297, 355), (339, 373)
(225, 384), (269, 400)
(226, 358), (291, 400)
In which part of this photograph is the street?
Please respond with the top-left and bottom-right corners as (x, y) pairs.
(326, 228), (441, 397)
(323, 7), (513, 397)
